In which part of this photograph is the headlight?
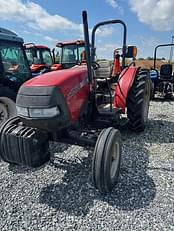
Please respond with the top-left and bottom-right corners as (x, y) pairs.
(16, 106), (60, 118)
(29, 107), (60, 118)
(16, 106), (29, 117)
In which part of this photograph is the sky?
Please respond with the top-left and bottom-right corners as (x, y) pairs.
(0, 0), (174, 60)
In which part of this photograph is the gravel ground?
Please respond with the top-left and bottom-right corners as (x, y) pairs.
(0, 100), (174, 231)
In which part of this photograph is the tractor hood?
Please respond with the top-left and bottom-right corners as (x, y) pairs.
(16, 65), (90, 131)
(22, 65), (88, 97)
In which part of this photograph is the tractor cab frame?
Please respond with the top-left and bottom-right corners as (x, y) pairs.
(24, 43), (54, 76)
(53, 40), (86, 69)
(151, 43), (174, 98)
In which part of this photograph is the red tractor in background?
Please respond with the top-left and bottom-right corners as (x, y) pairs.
(53, 40), (86, 69)
(0, 11), (151, 194)
(25, 40), (86, 76)
(24, 43), (57, 76)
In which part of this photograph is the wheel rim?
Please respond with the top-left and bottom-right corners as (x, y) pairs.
(0, 97), (16, 126)
(110, 142), (120, 181)
(142, 82), (150, 123)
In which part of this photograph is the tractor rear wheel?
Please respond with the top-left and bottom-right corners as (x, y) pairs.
(92, 127), (121, 194)
(150, 79), (155, 100)
(0, 86), (16, 127)
(126, 69), (151, 132)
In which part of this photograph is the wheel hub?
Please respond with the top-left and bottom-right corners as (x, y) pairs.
(110, 142), (120, 180)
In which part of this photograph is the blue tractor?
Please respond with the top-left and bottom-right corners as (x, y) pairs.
(150, 43), (174, 99)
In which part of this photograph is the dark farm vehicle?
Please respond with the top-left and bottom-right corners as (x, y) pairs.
(0, 28), (31, 126)
(0, 11), (151, 193)
(150, 43), (174, 99)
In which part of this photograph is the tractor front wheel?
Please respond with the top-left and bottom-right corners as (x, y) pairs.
(92, 127), (121, 194)
(126, 69), (151, 132)
(0, 87), (16, 127)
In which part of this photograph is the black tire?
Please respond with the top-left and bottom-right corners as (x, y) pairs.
(150, 79), (155, 100)
(0, 86), (17, 126)
(92, 127), (121, 194)
(126, 69), (151, 132)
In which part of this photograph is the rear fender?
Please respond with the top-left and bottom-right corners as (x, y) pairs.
(114, 66), (139, 113)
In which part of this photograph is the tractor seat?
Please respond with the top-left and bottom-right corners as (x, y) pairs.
(160, 64), (173, 81)
(95, 61), (112, 79)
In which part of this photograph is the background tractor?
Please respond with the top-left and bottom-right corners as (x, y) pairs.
(0, 11), (151, 194)
(150, 43), (174, 99)
(25, 40), (86, 76)
(52, 40), (86, 69)
(24, 43), (57, 76)
(0, 28), (32, 126)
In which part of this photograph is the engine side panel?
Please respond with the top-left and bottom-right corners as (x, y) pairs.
(114, 66), (139, 113)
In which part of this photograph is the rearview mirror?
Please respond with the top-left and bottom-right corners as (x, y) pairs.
(125, 46), (137, 58)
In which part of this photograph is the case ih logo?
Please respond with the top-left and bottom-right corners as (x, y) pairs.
(67, 78), (88, 99)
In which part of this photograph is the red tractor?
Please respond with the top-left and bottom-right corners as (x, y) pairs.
(52, 40), (86, 69)
(24, 43), (56, 76)
(25, 41), (86, 76)
(0, 11), (151, 193)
